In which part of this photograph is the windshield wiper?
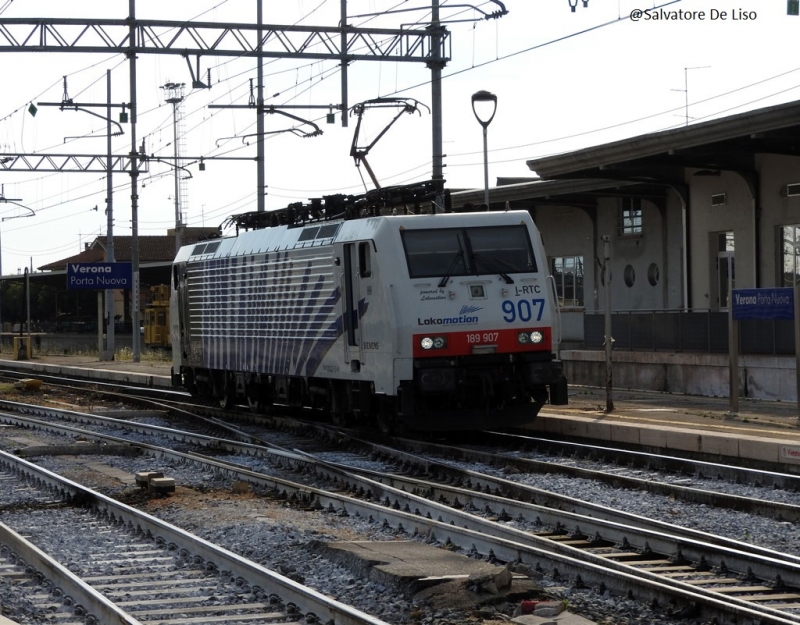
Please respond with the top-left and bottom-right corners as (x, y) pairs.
(472, 252), (514, 284)
(438, 250), (464, 288)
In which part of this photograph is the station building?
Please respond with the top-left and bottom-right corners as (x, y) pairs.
(453, 99), (800, 402)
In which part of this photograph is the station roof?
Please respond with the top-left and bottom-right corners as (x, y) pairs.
(524, 98), (800, 182)
(449, 99), (800, 214)
(8, 227), (218, 287)
(38, 236), (178, 272)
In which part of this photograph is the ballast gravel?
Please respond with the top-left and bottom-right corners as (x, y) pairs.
(1, 446), (792, 625)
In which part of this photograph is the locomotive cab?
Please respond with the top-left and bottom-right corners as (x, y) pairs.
(384, 215), (567, 430)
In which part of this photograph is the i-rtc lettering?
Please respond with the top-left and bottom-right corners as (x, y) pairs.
(514, 285), (542, 296)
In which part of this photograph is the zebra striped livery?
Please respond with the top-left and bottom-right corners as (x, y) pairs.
(171, 182), (567, 432)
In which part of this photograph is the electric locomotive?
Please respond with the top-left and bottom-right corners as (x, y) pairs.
(170, 180), (567, 432)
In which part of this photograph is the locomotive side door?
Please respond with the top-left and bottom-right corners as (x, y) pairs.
(173, 262), (192, 360)
(342, 243), (363, 371)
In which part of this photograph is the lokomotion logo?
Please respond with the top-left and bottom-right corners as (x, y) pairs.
(418, 305), (482, 326)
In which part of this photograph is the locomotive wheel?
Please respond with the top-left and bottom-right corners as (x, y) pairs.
(329, 382), (350, 426)
(376, 413), (393, 435)
(219, 390), (234, 410)
(214, 374), (235, 410)
(376, 397), (403, 435)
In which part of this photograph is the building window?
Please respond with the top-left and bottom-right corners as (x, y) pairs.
(781, 225), (800, 287)
(711, 193), (727, 207)
(550, 256), (584, 308)
(624, 264), (636, 288)
(620, 198), (642, 235)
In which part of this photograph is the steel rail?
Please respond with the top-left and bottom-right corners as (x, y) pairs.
(0, 520), (145, 625)
(0, 448), (392, 625)
(6, 398), (800, 571)
(3, 408), (800, 624)
(6, 399), (800, 575)
(384, 434), (800, 522)
(485, 429), (800, 489)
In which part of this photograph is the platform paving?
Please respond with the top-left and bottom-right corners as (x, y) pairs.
(0, 354), (172, 388)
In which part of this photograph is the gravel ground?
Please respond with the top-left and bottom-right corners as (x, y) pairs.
(3, 443), (781, 625)
(1, 390), (797, 625)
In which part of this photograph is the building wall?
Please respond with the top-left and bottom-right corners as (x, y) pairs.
(562, 349), (798, 402)
(581, 197), (667, 314)
(757, 153), (800, 288)
(535, 192), (687, 344)
(665, 191), (686, 310)
(507, 151), (800, 351)
(686, 169), (756, 310)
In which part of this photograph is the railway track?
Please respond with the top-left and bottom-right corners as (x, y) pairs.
(3, 397), (800, 623)
(0, 448), (393, 625)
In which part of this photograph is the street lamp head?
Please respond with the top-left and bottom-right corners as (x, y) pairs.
(471, 90), (498, 128)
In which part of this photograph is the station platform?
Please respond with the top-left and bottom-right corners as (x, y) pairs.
(0, 354), (172, 389)
(538, 386), (800, 469)
(1, 353), (799, 469)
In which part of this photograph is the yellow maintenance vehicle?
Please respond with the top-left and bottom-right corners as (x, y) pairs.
(144, 284), (171, 348)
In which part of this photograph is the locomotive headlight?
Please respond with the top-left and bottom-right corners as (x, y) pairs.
(420, 336), (448, 350)
(518, 331), (544, 344)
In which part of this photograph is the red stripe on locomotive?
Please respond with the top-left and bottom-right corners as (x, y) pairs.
(412, 327), (552, 358)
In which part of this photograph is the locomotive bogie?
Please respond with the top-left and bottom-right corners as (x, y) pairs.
(171, 184), (567, 432)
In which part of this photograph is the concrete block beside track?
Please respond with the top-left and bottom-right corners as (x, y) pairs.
(738, 435), (782, 464)
(607, 422), (642, 446)
(663, 429), (703, 454)
(636, 424), (669, 449)
(580, 420), (614, 442)
(325, 540), (504, 586)
(552, 416), (590, 439)
(699, 432), (741, 458)
(512, 612), (597, 624)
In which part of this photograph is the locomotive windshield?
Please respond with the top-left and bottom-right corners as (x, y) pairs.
(401, 224), (537, 280)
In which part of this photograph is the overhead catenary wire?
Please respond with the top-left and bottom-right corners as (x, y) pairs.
(0, 0), (795, 266)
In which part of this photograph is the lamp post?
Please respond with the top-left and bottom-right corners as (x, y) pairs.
(471, 90), (498, 208)
(0, 188), (35, 354)
(162, 82), (186, 253)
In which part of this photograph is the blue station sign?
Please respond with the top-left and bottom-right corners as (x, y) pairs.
(731, 287), (794, 320)
(67, 262), (133, 291)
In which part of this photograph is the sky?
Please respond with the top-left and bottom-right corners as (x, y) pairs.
(0, 0), (796, 274)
